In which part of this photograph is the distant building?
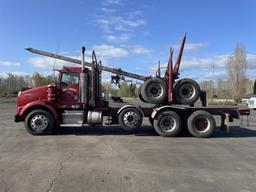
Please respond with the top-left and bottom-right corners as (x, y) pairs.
(241, 94), (256, 109)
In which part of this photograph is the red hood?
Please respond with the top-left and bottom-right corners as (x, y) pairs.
(22, 85), (48, 94)
(17, 85), (49, 108)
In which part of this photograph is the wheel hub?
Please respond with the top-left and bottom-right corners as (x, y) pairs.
(148, 83), (162, 98)
(30, 115), (48, 131)
(179, 84), (195, 99)
(123, 112), (139, 126)
(194, 117), (209, 131)
(159, 116), (176, 132)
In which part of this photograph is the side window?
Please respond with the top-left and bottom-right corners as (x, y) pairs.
(61, 73), (79, 88)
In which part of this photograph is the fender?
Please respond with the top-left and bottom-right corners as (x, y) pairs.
(151, 105), (187, 119)
(117, 105), (144, 117)
(19, 101), (59, 120)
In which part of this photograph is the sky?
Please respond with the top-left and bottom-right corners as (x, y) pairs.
(0, 0), (256, 82)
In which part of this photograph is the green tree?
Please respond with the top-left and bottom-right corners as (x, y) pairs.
(117, 82), (138, 97)
(32, 73), (52, 87)
(119, 82), (130, 97)
(102, 83), (118, 98)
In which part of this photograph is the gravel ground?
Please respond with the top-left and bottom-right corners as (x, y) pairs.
(0, 99), (256, 192)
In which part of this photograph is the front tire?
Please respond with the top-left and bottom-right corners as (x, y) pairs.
(153, 110), (182, 137)
(25, 109), (54, 135)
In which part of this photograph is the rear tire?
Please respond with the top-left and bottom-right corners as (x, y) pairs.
(118, 107), (143, 132)
(138, 85), (147, 103)
(25, 109), (54, 135)
(174, 78), (200, 105)
(141, 78), (167, 104)
(153, 110), (182, 137)
(187, 110), (216, 138)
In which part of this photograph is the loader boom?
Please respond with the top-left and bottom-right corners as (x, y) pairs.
(26, 48), (148, 81)
(173, 33), (186, 77)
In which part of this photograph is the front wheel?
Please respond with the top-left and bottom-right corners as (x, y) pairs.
(153, 110), (182, 137)
(25, 109), (54, 135)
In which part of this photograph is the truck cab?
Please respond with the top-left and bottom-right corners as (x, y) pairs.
(15, 65), (111, 135)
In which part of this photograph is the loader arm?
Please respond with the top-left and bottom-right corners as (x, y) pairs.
(26, 48), (149, 81)
(173, 33), (187, 78)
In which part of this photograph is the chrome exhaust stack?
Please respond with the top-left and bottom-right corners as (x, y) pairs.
(80, 46), (87, 108)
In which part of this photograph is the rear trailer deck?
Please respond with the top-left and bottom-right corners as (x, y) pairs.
(105, 104), (250, 138)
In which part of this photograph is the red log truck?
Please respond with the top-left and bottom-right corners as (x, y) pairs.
(14, 34), (250, 138)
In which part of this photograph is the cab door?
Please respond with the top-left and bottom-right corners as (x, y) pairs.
(60, 72), (80, 108)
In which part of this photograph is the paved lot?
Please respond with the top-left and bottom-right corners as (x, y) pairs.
(0, 100), (256, 192)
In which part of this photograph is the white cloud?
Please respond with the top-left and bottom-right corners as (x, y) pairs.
(147, 53), (256, 81)
(97, 0), (148, 60)
(128, 10), (143, 18)
(181, 53), (256, 72)
(135, 66), (144, 70)
(186, 43), (207, 51)
(93, 44), (128, 58)
(101, 72), (112, 83)
(132, 45), (151, 55)
(172, 42), (207, 52)
(28, 57), (69, 69)
(97, 16), (146, 32)
(27, 55), (84, 69)
(103, 0), (122, 5)
(197, 69), (226, 80)
(247, 54), (256, 69)
(100, 7), (116, 13)
(147, 54), (230, 80)
(104, 34), (130, 42)
(0, 60), (20, 67)
(27, 49), (117, 70)
(0, 71), (29, 78)
(0, 73), (8, 79)
(180, 55), (229, 71)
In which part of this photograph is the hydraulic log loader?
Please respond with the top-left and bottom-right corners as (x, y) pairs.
(15, 34), (250, 137)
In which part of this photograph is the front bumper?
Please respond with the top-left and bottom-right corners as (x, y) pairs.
(15, 114), (22, 122)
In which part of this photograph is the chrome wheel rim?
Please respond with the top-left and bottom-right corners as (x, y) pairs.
(30, 115), (48, 131)
(123, 111), (139, 126)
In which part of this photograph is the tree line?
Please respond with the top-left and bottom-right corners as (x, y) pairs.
(0, 73), (52, 97)
(102, 81), (138, 98)
(200, 43), (252, 102)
